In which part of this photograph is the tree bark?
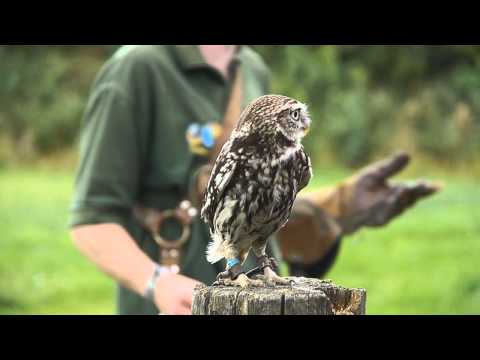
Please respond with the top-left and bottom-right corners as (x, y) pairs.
(192, 277), (366, 315)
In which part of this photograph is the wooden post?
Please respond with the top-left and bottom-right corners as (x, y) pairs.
(192, 277), (366, 315)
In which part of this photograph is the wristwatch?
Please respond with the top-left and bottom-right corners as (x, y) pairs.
(144, 264), (178, 301)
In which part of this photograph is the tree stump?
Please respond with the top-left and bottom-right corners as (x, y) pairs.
(192, 277), (366, 315)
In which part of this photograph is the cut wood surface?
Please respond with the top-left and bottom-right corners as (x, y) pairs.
(192, 277), (366, 315)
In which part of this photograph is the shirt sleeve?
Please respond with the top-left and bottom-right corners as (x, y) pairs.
(69, 81), (148, 228)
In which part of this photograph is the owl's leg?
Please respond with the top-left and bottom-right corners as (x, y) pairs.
(215, 251), (263, 288)
(251, 242), (292, 287)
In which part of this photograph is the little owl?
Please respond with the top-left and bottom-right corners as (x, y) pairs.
(201, 95), (312, 287)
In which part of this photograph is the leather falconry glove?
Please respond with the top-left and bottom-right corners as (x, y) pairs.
(277, 151), (442, 269)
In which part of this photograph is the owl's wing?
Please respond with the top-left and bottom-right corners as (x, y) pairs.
(298, 148), (313, 191)
(200, 139), (238, 231)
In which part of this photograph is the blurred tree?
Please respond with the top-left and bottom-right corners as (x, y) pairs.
(1, 45), (479, 168)
(254, 45), (480, 168)
(0, 45), (114, 160)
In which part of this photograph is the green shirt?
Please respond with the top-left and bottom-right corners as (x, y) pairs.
(70, 45), (278, 315)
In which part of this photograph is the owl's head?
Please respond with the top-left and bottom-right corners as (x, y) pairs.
(236, 95), (311, 144)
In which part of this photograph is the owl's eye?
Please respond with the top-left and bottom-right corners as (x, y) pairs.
(291, 109), (300, 120)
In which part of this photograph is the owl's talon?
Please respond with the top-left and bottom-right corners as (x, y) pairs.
(262, 266), (292, 286)
(216, 271), (230, 281)
(221, 273), (263, 288)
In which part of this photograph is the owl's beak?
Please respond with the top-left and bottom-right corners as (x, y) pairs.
(302, 117), (311, 135)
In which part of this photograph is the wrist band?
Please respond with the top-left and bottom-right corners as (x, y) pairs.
(144, 264), (167, 301)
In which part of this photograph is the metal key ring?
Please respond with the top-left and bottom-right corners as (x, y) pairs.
(153, 209), (191, 249)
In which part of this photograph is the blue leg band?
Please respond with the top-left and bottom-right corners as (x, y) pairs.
(227, 258), (240, 268)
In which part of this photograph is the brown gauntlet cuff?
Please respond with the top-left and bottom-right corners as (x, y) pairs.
(278, 195), (342, 267)
(188, 164), (214, 210)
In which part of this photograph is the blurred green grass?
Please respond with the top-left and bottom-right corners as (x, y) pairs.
(0, 168), (114, 314)
(309, 168), (480, 314)
(0, 166), (479, 314)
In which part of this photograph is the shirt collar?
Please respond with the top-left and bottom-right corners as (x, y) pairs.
(172, 45), (243, 72)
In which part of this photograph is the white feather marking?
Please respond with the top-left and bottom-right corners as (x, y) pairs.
(206, 232), (225, 263)
(271, 144), (300, 167)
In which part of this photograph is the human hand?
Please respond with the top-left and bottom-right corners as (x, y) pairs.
(328, 152), (442, 235)
(154, 273), (203, 315)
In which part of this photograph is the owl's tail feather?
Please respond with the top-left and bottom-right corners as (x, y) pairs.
(206, 233), (225, 264)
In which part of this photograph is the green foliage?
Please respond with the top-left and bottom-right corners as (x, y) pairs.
(254, 45), (480, 168)
(0, 46), (113, 159)
(1, 45), (479, 168)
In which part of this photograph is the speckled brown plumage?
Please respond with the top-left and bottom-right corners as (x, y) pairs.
(201, 95), (313, 287)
